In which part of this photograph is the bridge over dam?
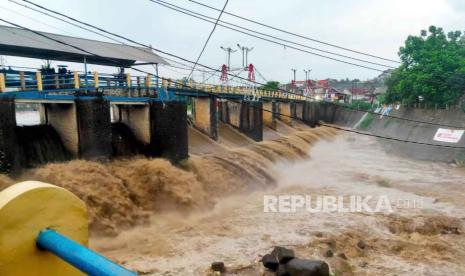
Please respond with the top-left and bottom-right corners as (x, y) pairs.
(0, 69), (341, 173)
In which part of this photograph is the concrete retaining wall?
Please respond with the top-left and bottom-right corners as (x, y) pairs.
(331, 104), (465, 162)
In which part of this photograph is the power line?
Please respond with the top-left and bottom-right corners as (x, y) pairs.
(147, 0), (388, 72)
(187, 0), (400, 64)
(18, 0), (299, 88)
(150, 0), (395, 69)
(186, 0), (228, 80)
(4, 17), (465, 149)
(13, 0), (465, 128)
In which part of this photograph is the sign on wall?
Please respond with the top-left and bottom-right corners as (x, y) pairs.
(433, 128), (464, 143)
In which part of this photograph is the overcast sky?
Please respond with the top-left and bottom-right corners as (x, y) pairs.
(1, 0), (465, 84)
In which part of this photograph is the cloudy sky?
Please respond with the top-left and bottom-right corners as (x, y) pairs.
(1, 0), (465, 84)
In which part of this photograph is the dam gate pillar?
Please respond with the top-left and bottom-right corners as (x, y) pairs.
(0, 97), (20, 173)
(278, 101), (293, 125)
(45, 98), (113, 160)
(192, 96), (218, 140)
(148, 101), (188, 162)
(263, 101), (278, 129)
(239, 100), (263, 142)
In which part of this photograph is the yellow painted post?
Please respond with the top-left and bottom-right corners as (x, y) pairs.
(162, 78), (166, 88)
(0, 73), (5, 93)
(19, 71), (26, 91)
(189, 79), (193, 88)
(145, 74), (152, 88)
(93, 72), (99, 88)
(36, 72), (43, 91)
(126, 73), (131, 88)
(73, 71), (80, 89)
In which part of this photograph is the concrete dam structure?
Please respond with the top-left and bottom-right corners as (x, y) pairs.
(0, 91), (328, 173)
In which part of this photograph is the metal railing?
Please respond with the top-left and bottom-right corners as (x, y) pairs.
(0, 69), (309, 101)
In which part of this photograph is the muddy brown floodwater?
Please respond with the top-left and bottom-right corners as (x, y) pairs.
(90, 132), (465, 275)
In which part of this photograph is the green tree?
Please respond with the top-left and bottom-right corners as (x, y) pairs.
(385, 26), (465, 106)
(262, 81), (280, 90)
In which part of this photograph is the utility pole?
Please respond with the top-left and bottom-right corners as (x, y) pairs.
(291, 68), (297, 92)
(303, 69), (312, 93)
(237, 44), (254, 69)
(220, 46), (237, 69)
(303, 69), (312, 82)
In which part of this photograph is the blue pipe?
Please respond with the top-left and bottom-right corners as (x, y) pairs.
(36, 229), (137, 276)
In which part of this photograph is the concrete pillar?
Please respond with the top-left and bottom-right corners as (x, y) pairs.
(75, 98), (112, 159)
(218, 100), (229, 123)
(38, 104), (47, 125)
(46, 103), (79, 157)
(192, 96), (218, 140)
(319, 102), (336, 124)
(46, 98), (112, 160)
(117, 104), (151, 144)
(262, 101), (277, 129)
(294, 102), (304, 120)
(148, 101), (188, 162)
(303, 102), (317, 127)
(226, 101), (241, 128)
(239, 101), (263, 142)
(279, 101), (292, 125)
(0, 97), (20, 173)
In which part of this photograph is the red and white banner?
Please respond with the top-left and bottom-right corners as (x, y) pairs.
(433, 128), (464, 143)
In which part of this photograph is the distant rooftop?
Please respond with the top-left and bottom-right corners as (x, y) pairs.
(0, 25), (168, 67)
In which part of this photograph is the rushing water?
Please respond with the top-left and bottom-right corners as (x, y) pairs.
(88, 133), (465, 275)
(3, 113), (464, 275)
